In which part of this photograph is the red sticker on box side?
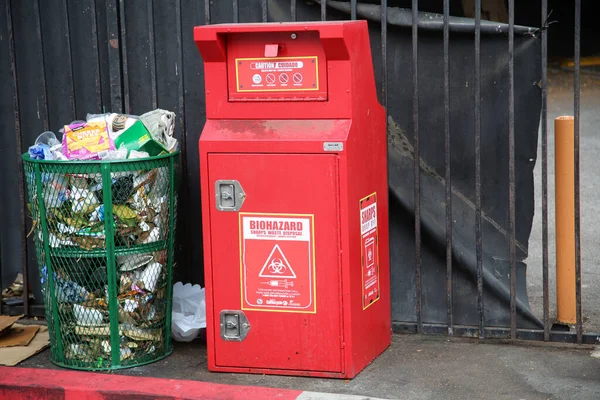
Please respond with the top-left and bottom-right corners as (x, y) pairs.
(360, 193), (380, 309)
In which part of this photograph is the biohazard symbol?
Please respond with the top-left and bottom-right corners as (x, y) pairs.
(268, 258), (287, 274)
(258, 244), (297, 279)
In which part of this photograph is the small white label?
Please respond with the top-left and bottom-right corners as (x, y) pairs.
(323, 142), (343, 152)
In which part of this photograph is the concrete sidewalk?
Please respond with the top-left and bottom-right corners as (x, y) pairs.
(14, 334), (600, 400)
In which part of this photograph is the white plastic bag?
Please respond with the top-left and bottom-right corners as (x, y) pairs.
(171, 282), (206, 342)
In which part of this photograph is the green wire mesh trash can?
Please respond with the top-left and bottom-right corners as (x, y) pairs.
(22, 152), (179, 370)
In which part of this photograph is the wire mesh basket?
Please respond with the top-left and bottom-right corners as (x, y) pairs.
(22, 152), (179, 370)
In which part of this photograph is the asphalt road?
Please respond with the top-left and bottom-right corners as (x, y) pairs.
(528, 67), (600, 333)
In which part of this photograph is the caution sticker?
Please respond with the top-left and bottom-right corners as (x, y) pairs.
(240, 213), (316, 313)
(360, 193), (380, 309)
(235, 56), (319, 93)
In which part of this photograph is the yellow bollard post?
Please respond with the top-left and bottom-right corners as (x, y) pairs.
(555, 116), (577, 325)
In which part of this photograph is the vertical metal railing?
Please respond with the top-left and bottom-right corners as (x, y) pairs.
(5, 0), (28, 316)
(34, 0), (50, 133)
(61, 0), (77, 118)
(507, 0), (517, 340)
(31, 0), (50, 315)
(412, 0), (423, 335)
(261, 0), (268, 22)
(105, 0), (123, 112)
(233, 0), (239, 23)
(443, 0), (453, 337)
(204, 0), (211, 25)
(474, 0), (484, 339)
(90, 0), (102, 113)
(147, 0), (158, 110)
(291, 0), (296, 21)
(119, 0), (130, 114)
(540, 0), (550, 342)
(573, 0), (583, 344)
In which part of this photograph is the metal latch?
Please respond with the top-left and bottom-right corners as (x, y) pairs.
(220, 310), (250, 341)
(215, 180), (246, 211)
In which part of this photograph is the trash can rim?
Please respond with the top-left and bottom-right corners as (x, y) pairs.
(21, 150), (180, 164)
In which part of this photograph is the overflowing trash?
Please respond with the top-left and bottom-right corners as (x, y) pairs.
(26, 108), (177, 253)
(23, 108), (179, 369)
(28, 109), (178, 162)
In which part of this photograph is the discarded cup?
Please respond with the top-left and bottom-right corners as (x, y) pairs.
(35, 131), (60, 147)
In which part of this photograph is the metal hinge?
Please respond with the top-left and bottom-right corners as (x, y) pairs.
(220, 310), (250, 341)
(215, 180), (246, 211)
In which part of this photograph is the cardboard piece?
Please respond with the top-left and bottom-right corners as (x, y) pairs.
(0, 315), (23, 337)
(0, 324), (40, 348)
(0, 326), (49, 366)
(114, 120), (169, 157)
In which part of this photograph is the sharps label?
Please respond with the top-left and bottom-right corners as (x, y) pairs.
(360, 193), (380, 309)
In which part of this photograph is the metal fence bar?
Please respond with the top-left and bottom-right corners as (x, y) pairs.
(204, 0), (211, 25)
(541, 0), (550, 342)
(105, 0), (123, 112)
(443, 0), (452, 336)
(261, 0), (268, 22)
(350, 0), (357, 20)
(474, 0), (484, 339)
(233, 0), (239, 23)
(62, 0), (77, 117)
(176, 0), (185, 149)
(321, 0), (326, 21)
(6, 0), (28, 316)
(119, 0), (130, 113)
(91, 0), (102, 112)
(175, 0), (189, 277)
(35, 0), (49, 131)
(291, 0), (296, 21)
(147, 0), (158, 109)
(508, 0), (517, 340)
(31, 0), (52, 316)
(574, 0), (583, 344)
(393, 322), (600, 344)
(412, 0), (422, 334)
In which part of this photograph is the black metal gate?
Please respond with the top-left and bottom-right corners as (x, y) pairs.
(0, 0), (593, 344)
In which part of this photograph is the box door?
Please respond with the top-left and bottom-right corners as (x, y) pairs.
(208, 153), (343, 373)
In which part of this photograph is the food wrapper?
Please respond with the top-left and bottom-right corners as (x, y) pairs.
(62, 121), (114, 160)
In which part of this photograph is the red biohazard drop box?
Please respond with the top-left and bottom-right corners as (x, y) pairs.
(195, 21), (391, 379)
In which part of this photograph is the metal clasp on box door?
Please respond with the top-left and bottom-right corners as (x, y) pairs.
(220, 310), (250, 341)
(215, 180), (246, 211)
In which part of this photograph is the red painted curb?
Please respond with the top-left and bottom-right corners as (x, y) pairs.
(0, 367), (303, 400)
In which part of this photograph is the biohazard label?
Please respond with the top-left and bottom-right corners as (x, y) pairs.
(240, 213), (316, 313)
(360, 193), (380, 309)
